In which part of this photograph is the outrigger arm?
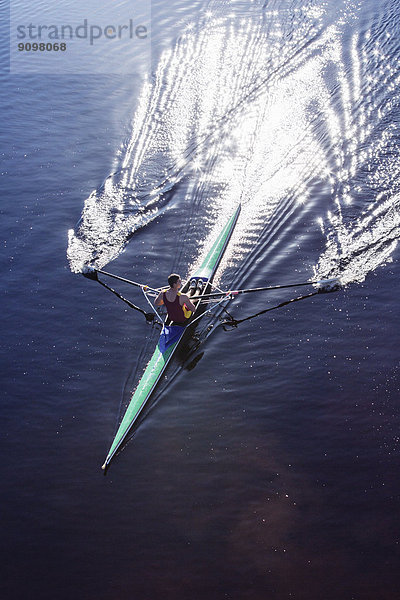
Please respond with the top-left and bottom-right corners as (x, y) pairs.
(82, 266), (157, 322)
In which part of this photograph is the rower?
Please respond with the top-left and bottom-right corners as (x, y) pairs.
(154, 274), (196, 324)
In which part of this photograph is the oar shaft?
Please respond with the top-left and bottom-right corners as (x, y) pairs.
(230, 280), (320, 295)
(197, 278), (339, 299)
(96, 269), (158, 293)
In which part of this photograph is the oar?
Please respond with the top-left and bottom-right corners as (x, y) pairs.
(82, 266), (158, 292)
(196, 278), (341, 300)
(82, 266), (160, 294)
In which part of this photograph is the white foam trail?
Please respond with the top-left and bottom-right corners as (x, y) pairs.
(68, 0), (400, 292)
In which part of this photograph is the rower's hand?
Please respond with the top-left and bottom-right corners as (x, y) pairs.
(180, 294), (196, 312)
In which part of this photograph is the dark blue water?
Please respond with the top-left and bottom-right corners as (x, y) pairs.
(1, 1), (400, 599)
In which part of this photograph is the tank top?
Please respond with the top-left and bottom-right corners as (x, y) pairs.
(162, 291), (186, 322)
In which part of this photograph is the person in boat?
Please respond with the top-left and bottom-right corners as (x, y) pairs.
(154, 273), (197, 324)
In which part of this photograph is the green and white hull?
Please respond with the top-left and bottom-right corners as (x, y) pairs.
(102, 205), (241, 468)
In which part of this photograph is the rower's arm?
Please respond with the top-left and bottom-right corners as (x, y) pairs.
(180, 294), (196, 312)
(154, 291), (164, 306)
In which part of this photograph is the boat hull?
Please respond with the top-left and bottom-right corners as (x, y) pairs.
(102, 205), (241, 467)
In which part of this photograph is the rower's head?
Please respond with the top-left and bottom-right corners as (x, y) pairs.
(168, 273), (181, 290)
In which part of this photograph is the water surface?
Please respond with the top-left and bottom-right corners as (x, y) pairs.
(1, 1), (400, 599)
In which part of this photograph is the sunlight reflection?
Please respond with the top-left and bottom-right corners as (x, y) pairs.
(68, 0), (400, 294)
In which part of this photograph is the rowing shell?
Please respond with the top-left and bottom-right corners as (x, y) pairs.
(102, 204), (241, 469)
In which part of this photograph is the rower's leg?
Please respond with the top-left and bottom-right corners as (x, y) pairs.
(188, 279), (197, 297)
(190, 279), (204, 299)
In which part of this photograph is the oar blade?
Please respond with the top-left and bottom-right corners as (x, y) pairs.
(82, 266), (99, 281)
(315, 278), (341, 293)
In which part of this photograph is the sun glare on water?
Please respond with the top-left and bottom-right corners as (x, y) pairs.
(67, 1), (400, 288)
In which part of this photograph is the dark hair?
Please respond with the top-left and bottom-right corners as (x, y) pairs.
(168, 273), (180, 287)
